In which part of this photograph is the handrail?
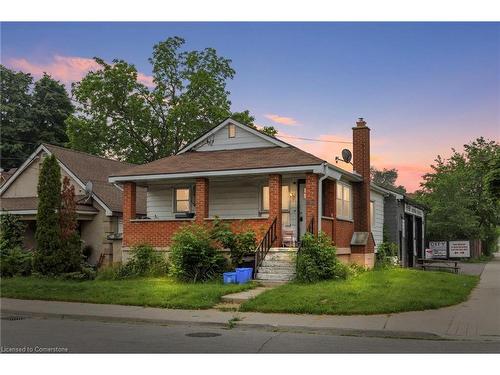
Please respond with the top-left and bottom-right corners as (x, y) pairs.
(254, 217), (277, 272)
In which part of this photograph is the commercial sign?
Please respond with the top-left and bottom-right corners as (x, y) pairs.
(429, 241), (447, 258)
(404, 204), (424, 218)
(449, 241), (470, 258)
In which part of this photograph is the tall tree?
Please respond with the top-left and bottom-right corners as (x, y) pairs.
(0, 66), (74, 169)
(231, 110), (278, 137)
(370, 167), (406, 192)
(33, 154), (62, 275)
(66, 36), (262, 163)
(32, 73), (74, 146)
(0, 65), (33, 169)
(416, 137), (500, 254)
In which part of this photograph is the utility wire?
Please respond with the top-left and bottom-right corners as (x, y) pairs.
(278, 134), (352, 144)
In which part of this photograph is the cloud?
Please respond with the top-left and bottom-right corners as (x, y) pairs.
(264, 113), (299, 126)
(6, 55), (154, 87)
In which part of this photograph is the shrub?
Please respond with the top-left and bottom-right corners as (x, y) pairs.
(0, 213), (26, 255)
(58, 264), (97, 281)
(375, 242), (399, 268)
(296, 232), (349, 282)
(120, 244), (168, 278)
(210, 218), (256, 267)
(170, 224), (226, 282)
(82, 245), (93, 261)
(0, 247), (33, 277)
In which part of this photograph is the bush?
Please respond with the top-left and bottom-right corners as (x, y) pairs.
(375, 242), (399, 268)
(121, 244), (169, 277)
(82, 245), (93, 261)
(58, 264), (97, 281)
(0, 247), (33, 277)
(170, 224), (226, 282)
(0, 213), (26, 255)
(296, 232), (349, 282)
(210, 218), (256, 267)
(96, 245), (168, 280)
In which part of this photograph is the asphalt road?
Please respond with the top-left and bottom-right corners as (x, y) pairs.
(1, 316), (499, 353)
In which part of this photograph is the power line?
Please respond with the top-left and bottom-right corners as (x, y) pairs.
(278, 134), (352, 144)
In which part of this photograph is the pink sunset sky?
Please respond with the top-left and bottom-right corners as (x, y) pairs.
(2, 23), (499, 192)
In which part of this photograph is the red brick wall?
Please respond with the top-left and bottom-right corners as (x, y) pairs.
(323, 179), (336, 218)
(321, 218), (334, 242)
(123, 218), (270, 248)
(123, 182), (136, 222)
(195, 177), (209, 223)
(268, 174), (282, 246)
(123, 220), (192, 247)
(334, 219), (354, 248)
(305, 173), (318, 234)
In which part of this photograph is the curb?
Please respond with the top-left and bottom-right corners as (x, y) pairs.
(1, 308), (443, 341)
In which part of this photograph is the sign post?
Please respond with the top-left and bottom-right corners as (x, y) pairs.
(449, 241), (470, 258)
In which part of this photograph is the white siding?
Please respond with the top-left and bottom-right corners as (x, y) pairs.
(209, 179), (263, 218)
(147, 186), (175, 219)
(370, 190), (385, 251)
(195, 123), (274, 151)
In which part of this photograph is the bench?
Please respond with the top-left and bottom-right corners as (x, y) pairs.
(417, 259), (460, 274)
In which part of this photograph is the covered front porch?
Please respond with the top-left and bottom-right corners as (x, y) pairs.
(119, 171), (340, 250)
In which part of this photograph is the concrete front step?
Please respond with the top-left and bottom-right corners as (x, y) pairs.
(264, 253), (297, 262)
(260, 260), (295, 268)
(256, 272), (296, 281)
(258, 265), (295, 274)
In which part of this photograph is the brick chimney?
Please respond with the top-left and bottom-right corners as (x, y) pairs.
(351, 118), (374, 267)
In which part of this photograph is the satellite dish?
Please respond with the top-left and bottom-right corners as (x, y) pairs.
(341, 149), (352, 164)
(85, 181), (93, 196)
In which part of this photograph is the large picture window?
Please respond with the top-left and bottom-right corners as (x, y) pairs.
(174, 187), (191, 213)
(336, 182), (352, 220)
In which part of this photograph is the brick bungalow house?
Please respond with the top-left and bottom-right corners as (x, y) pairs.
(109, 118), (387, 278)
(0, 144), (145, 265)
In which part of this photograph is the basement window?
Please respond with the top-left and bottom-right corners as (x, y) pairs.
(228, 123), (236, 138)
(336, 182), (352, 220)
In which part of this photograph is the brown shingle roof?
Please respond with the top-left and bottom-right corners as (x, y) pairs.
(111, 146), (325, 178)
(1, 196), (98, 213)
(43, 144), (146, 214)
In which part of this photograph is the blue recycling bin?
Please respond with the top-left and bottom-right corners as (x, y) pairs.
(235, 268), (253, 284)
(223, 272), (237, 284)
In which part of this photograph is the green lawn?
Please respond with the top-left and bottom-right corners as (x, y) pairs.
(0, 277), (255, 309)
(240, 268), (479, 315)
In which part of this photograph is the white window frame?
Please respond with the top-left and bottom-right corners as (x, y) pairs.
(370, 200), (375, 229)
(259, 184), (290, 216)
(173, 186), (194, 213)
(336, 181), (353, 220)
(228, 123), (236, 138)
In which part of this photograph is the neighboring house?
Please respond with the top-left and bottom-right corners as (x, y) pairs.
(376, 185), (427, 267)
(0, 168), (17, 187)
(0, 144), (146, 265)
(110, 118), (383, 277)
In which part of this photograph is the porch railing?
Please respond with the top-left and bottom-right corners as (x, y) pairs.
(254, 217), (277, 272)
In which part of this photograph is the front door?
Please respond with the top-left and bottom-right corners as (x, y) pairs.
(298, 180), (306, 240)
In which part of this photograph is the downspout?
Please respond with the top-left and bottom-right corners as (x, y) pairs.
(317, 162), (328, 235)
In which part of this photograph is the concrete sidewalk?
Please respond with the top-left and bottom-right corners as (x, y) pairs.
(2, 254), (499, 341)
